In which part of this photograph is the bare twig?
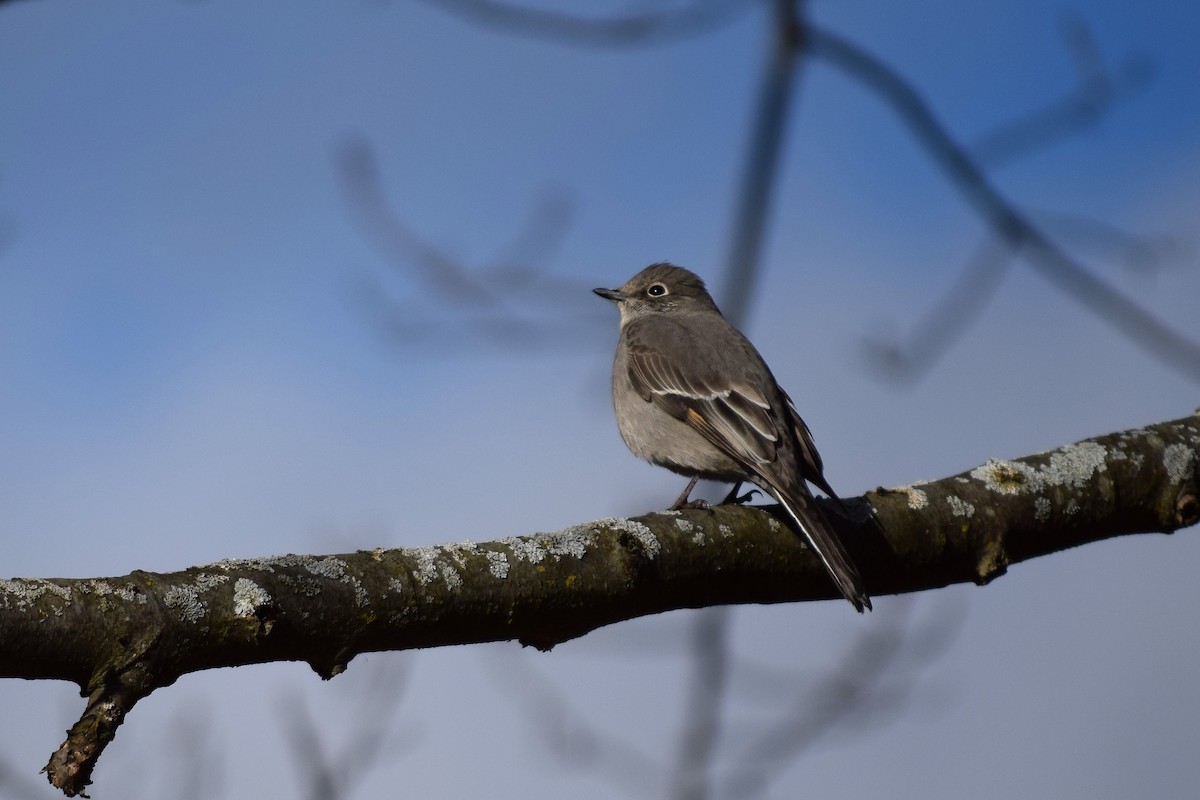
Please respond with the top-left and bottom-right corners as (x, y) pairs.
(337, 137), (501, 307)
(809, 25), (1200, 384)
(417, 0), (758, 48)
(280, 656), (415, 800)
(1032, 210), (1194, 276)
(718, 0), (803, 321)
(335, 135), (597, 350)
(670, 606), (733, 800)
(864, 236), (1014, 383)
(487, 650), (662, 794)
(718, 597), (967, 798)
(971, 14), (1155, 168)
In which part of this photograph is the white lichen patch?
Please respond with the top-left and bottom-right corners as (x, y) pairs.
(78, 580), (145, 604)
(214, 554), (314, 573)
(972, 441), (1108, 496)
(163, 574), (229, 624)
(303, 557), (369, 607)
(767, 517), (783, 533)
(233, 578), (272, 618)
(409, 545), (464, 592)
(304, 557), (348, 581)
(411, 547), (440, 586)
(1064, 499), (1080, 516)
(1046, 442), (1109, 488)
(499, 524), (599, 565)
(718, 524), (733, 538)
(945, 495), (975, 518)
(76, 580), (145, 612)
(900, 486), (929, 509)
(485, 550), (510, 579)
(543, 526), (594, 560)
(674, 517), (697, 534)
(387, 577), (405, 595)
(595, 517), (661, 559)
(438, 562), (463, 591)
(671, 516), (706, 545)
(0, 578), (72, 611)
(1163, 443), (1195, 483)
(1034, 496), (1053, 521)
(971, 459), (1039, 495)
(441, 540), (480, 565)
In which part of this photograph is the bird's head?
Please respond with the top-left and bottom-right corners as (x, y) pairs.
(593, 263), (718, 323)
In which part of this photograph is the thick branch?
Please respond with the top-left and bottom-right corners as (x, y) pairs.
(2, 413), (1197, 795)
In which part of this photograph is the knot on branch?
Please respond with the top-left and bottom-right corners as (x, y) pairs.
(973, 531), (1009, 585)
(1175, 494), (1199, 527)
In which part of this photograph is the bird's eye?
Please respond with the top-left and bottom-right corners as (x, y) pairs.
(647, 283), (668, 297)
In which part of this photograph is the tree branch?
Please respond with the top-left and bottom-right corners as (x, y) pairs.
(416, 0), (757, 49)
(3, 413), (1197, 795)
(808, 26), (1200, 383)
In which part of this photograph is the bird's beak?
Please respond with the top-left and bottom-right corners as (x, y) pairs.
(593, 287), (625, 302)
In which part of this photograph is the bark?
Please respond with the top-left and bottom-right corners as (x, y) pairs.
(2, 412), (1197, 796)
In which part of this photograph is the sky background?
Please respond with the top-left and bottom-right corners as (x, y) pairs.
(2, 1), (1200, 798)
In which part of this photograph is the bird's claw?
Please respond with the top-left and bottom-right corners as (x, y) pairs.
(721, 486), (761, 505)
(670, 497), (713, 513)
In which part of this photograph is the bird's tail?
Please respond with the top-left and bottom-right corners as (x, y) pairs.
(771, 482), (872, 612)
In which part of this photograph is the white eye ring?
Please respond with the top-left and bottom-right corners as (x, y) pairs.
(647, 283), (668, 297)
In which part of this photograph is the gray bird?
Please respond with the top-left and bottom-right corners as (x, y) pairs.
(594, 263), (871, 612)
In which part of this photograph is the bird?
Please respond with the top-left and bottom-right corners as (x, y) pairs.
(594, 263), (871, 611)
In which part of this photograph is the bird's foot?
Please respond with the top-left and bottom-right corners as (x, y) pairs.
(669, 476), (703, 511)
(720, 481), (760, 506)
(726, 489), (761, 505)
(672, 497), (713, 512)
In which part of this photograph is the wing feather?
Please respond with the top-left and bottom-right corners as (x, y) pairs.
(625, 322), (781, 467)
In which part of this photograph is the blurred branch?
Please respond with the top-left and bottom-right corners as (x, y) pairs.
(971, 14), (1155, 168)
(488, 649), (662, 793)
(163, 707), (223, 800)
(418, 0), (758, 48)
(336, 135), (604, 350)
(0, 755), (46, 800)
(718, 597), (966, 798)
(279, 657), (415, 800)
(670, 605), (732, 800)
(5, 412), (1198, 796)
(338, 136), (563, 307)
(718, 0), (802, 322)
(864, 236), (1014, 383)
(1032, 210), (1195, 277)
(860, 15), (1176, 382)
(809, 25), (1200, 384)
(867, 212), (1194, 382)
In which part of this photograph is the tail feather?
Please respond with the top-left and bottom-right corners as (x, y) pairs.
(770, 482), (871, 612)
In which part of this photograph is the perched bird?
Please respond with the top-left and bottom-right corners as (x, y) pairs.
(594, 263), (870, 611)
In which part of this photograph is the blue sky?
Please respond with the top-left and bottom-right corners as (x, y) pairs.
(2, 1), (1199, 798)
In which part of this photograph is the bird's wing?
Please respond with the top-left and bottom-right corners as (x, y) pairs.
(780, 388), (839, 500)
(624, 321), (780, 466)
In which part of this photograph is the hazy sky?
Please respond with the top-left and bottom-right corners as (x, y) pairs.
(2, 1), (1199, 798)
